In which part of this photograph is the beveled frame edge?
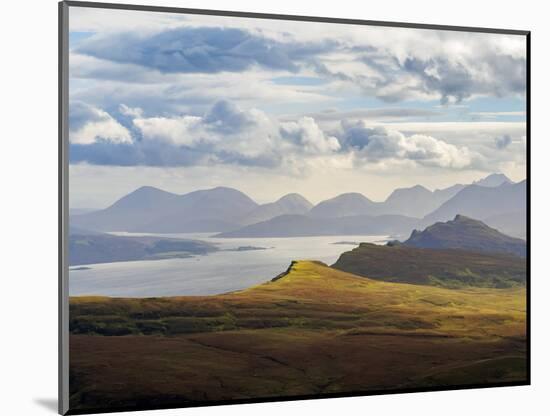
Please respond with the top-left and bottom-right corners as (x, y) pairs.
(58, 2), (531, 415)
(62, 0), (530, 35)
(59, 1), (70, 415)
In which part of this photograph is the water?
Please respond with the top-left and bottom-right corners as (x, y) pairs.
(69, 233), (388, 297)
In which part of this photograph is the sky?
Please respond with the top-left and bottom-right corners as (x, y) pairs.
(68, 6), (527, 208)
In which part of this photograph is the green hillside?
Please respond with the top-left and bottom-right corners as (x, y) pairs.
(333, 242), (526, 289)
(69, 261), (526, 412)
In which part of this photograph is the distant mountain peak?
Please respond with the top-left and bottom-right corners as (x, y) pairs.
(135, 185), (160, 192)
(473, 173), (513, 188)
(406, 184), (430, 192)
(320, 192), (373, 205)
(277, 193), (312, 204)
(386, 184), (432, 200)
(238, 193), (312, 226)
(204, 186), (251, 195)
(309, 192), (376, 218)
(129, 185), (173, 196)
(339, 192), (370, 199)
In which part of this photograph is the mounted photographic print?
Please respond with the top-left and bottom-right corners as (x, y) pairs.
(59, 1), (530, 414)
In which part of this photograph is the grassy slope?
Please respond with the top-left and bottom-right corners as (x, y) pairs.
(69, 261), (526, 412)
(333, 243), (526, 288)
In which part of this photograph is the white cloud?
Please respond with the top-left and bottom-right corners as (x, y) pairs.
(69, 102), (131, 144)
(339, 122), (479, 169)
(133, 115), (203, 146)
(119, 104), (143, 118)
(280, 117), (341, 154)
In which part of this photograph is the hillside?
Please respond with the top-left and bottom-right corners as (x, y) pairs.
(69, 233), (218, 266)
(332, 243), (526, 288)
(216, 213), (419, 238)
(405, 215), (526, 257)
(69, 261), (526, 412)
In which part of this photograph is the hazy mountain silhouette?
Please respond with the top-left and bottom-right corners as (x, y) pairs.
(483, 211), (527, 239)
(308, 182), (466, 220)
(240, 193), (313, 225)
(405, 214), (526, 257)
(473, 173), (513, 187)
(422, 181), (526, 237)
(216, 213), (419, 238)
(71, 173), (525, 236)
(383, 184), (464, 218)
(309, 193), (380, 217)
(71, 186), (258, 232)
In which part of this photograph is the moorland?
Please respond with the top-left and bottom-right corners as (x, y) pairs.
(69, 258), (526, 412)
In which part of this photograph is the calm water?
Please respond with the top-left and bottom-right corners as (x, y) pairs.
(69, 233), (388, 297)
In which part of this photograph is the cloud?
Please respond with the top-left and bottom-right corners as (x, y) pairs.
(70, 21), (527, 113)
(76, 26), (336, 75)
(494, 134), (513, 149)
(133, 115), (203, 146)
(338, 121), (479, 169)
(69, 98), (523, 175)
(280, 117), (341, 153)
(397, 55), (526, 104)
(297, 108), (441, 122)
(470, 111), (525, 119)
(69, 139), (211, 167)
(203, 100), (264, 134)
(69, 102), (132, 144)
(69, 99), (346, 168)
(119, 104), (143, 118)
(70, 100), (284, 168)
(132, 99), (273, 146)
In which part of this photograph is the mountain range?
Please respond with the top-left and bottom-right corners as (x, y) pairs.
(422, 180), (527, 238)
(240, 193), (313, 225)
(71, 173), (527, 239)
(72, 186), (257, 233)
(216, 214), (419, 238)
